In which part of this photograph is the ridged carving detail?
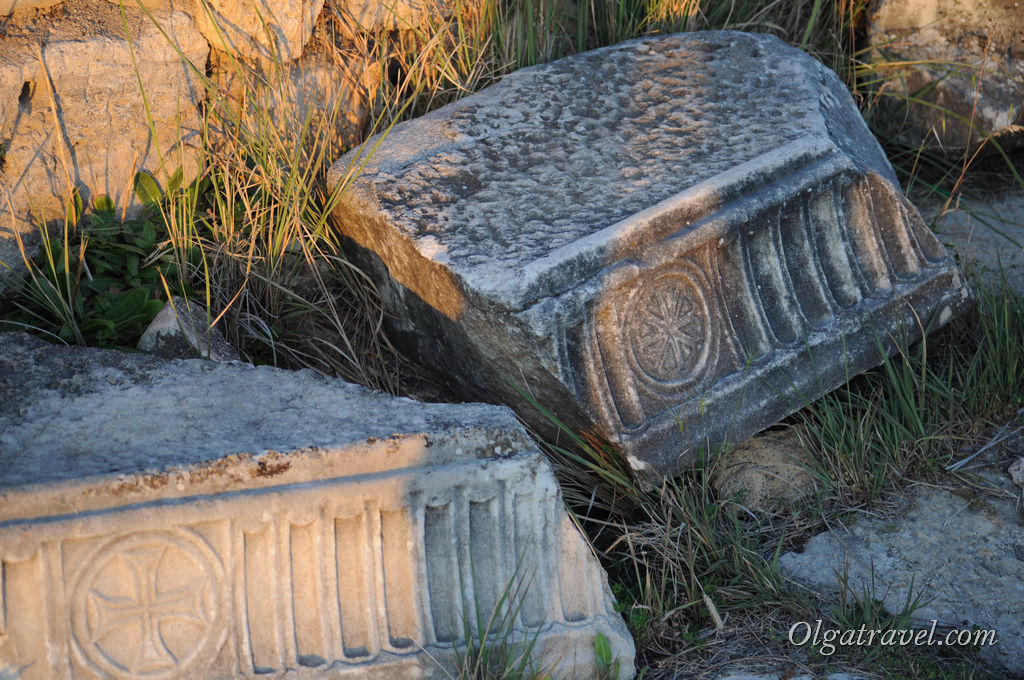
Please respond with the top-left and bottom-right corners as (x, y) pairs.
(586, 171), (948, 432)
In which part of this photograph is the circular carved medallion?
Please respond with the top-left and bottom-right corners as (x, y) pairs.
(627, 270), (711, 384)
(71, 532), (224, 679)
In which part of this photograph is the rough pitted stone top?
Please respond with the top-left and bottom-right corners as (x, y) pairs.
(0, 333), (529, 495)
(331, 31), (893, 312)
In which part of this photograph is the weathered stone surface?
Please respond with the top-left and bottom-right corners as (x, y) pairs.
(328, 31), (971, 475)
(137, 296), (240, 361)
(336, 0), (437, 32)
(779, 484), (1024, 675)
(210, 33), (373, 151)
(0, 332), (634, 679)
(926, 189), (1024, 295)
(713, 428), (818, 512)
(0, 0), (61, 16)
(186, 0), (322, 65)
(868, 0), (1024, 153)
(104, 0), (323, 64)
(0, 3), (208, 293)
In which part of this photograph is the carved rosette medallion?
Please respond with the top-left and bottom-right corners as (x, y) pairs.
(71, 531), (226, 679)
(626, 269), (711, 385)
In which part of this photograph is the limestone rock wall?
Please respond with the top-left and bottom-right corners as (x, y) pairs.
(0, 4), (207, 281)
(867, 0), (1024, 153)
(0, 0), (406, 294)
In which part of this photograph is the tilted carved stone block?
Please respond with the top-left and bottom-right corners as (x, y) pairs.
(0, 333), (633, 680)
(328, 31), (971, 475)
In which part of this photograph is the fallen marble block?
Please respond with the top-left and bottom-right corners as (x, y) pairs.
(0, 332), (633, 680)
(329, 31), (971, 475)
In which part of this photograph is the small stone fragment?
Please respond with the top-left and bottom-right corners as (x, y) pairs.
(137, 296), (240, 362)
(713, 428), (818, 512)
(1010, 457), (1024, 487)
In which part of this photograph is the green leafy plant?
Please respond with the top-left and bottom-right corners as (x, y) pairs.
(105, 0), (425, 389)
(593, 631), (620, 680)
(1, 190), (174, 347)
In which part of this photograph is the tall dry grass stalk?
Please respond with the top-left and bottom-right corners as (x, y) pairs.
(124, 0), (413, 391)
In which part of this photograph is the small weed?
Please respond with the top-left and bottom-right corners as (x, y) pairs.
(829, 564), (929, 638)
(612, 457), (790, 627)
(957, 279), (1024, 418)
(443, 561), (549, 680)
(593, 631), (620, 680)
(803, 561), (999, 678)
(523, 400), (794, 663)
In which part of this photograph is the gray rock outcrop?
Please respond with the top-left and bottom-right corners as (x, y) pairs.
(780, 483), (1024, 675)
